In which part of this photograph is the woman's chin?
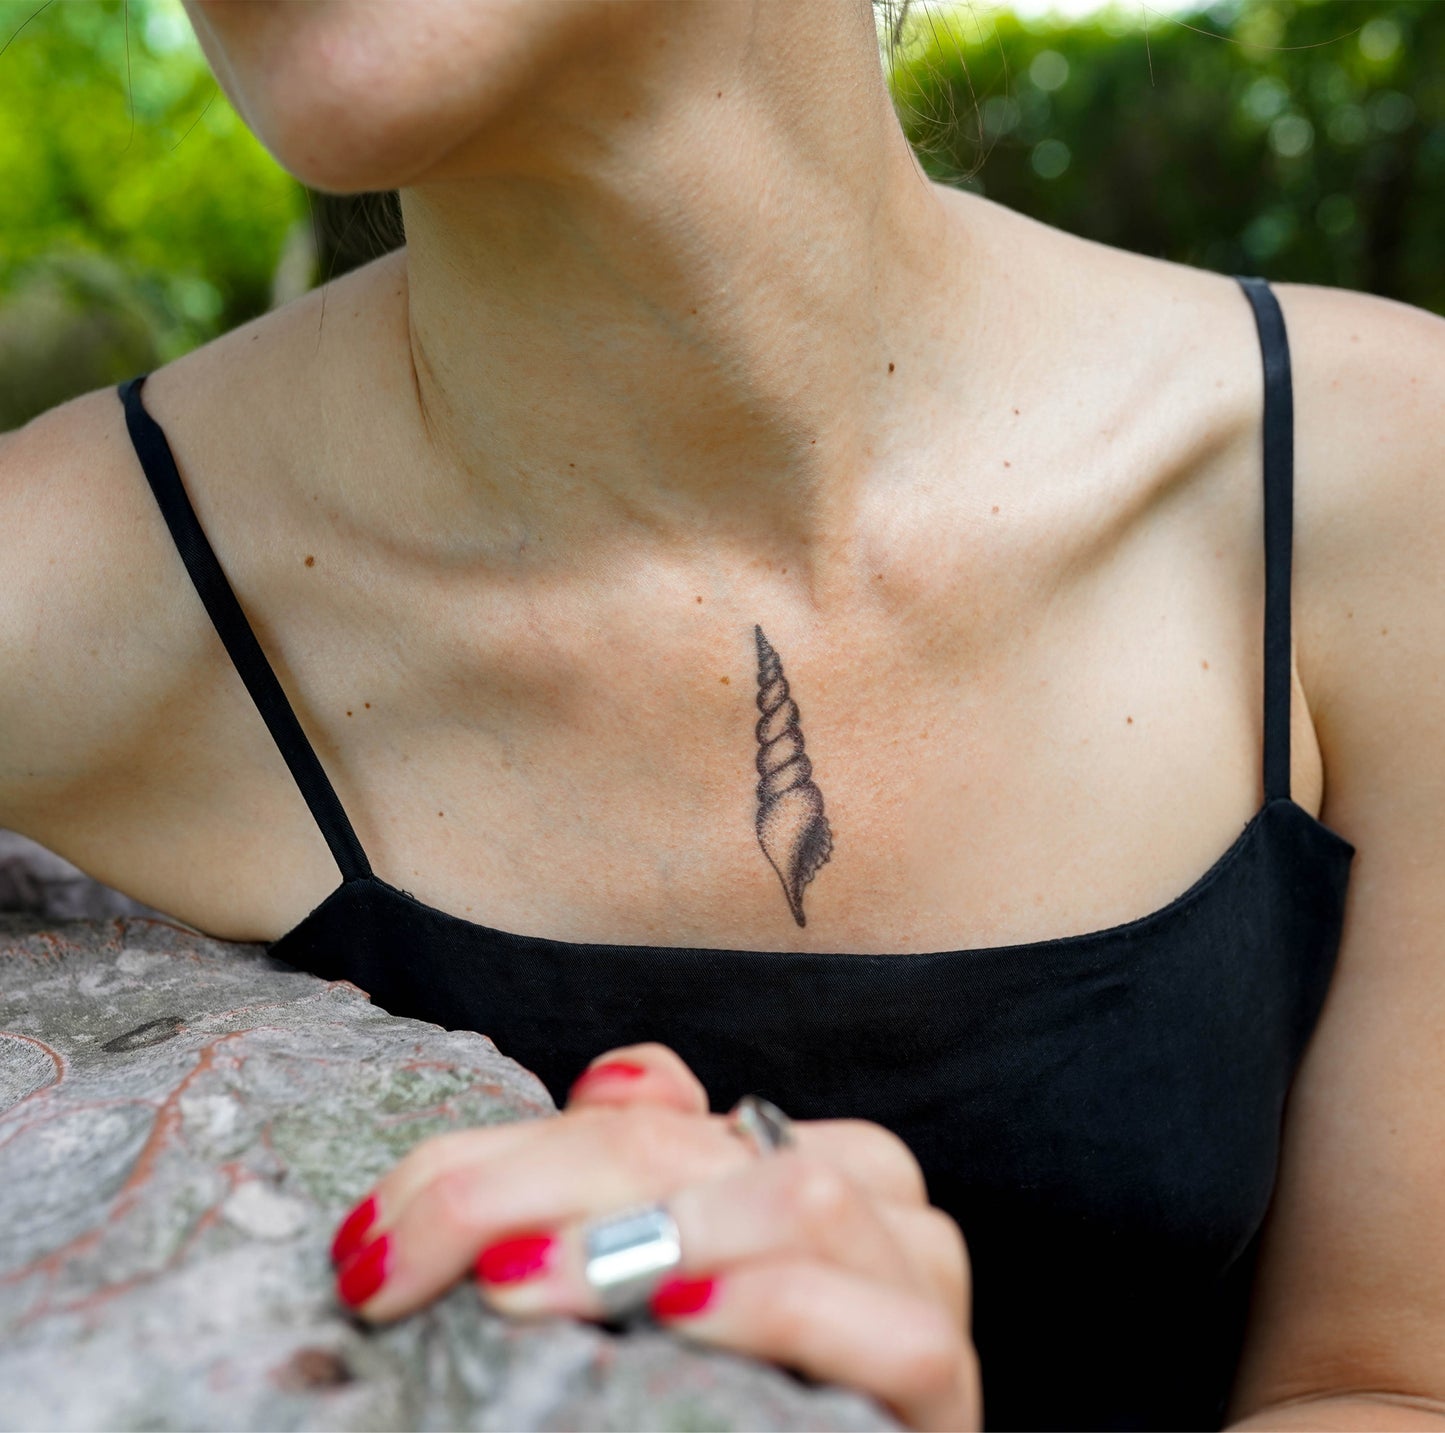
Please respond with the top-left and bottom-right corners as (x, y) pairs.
(179, 0), (621, 193)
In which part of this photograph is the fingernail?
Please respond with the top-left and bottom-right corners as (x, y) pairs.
(475, 1232), (556, 1284)
(567, 1061), (648, 1100)
(649, 1275), (717, 1319)
(330, 1194), (378, 1266)
(337, 1233), (391, 1307)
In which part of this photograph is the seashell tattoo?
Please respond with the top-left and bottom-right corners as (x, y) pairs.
(753, 624), (834, 927)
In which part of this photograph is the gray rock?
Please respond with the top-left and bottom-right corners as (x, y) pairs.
(0, 913), (900, 1432)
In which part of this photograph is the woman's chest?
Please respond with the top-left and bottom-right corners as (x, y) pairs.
(219, 450), (1322, 953)
(95, 311), (1324, 950)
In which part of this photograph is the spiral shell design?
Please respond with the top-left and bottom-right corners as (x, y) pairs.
(753, 624), (833, 927)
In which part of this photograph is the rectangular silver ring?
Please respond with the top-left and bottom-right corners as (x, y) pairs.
(582, 1202), (683, 1317)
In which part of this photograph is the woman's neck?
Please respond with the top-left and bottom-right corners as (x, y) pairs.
(375, 0), (985, 574)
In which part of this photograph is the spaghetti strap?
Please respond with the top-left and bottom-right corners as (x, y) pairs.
(1232, 274), (1294, 804)
(117, 373), (373, 883)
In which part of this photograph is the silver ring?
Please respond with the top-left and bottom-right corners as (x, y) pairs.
(581, 1200), (682, 1319)
(727, 1094), (797, 1157)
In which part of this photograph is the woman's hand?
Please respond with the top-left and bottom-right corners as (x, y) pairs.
(329, 1043), (982, 1432)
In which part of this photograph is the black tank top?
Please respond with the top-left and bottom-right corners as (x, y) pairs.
(117, 273), (1354, 1432)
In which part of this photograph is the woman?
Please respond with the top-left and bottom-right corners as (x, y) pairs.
(3, 1), (1444, 1428)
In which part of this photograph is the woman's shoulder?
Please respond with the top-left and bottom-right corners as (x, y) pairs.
(1266, 277), (1445, 793)
(0, 253), (395, 771)
(0, 380), (206, 838)
(1268, 274), (1445, 552)
(1270, 276), (1445, 562)
(942, 189), (1278, 472)
(957, 192), (1445, 795)
(964, 188), (1445, 576)
(0, 253), (402, 886)
(0, 253), (333, 838)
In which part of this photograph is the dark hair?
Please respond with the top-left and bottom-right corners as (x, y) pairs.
(307, 187), (404, 279)
(875, 0), (916, 63)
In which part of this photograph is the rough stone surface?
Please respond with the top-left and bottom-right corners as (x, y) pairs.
(0, 911), (900, 1432)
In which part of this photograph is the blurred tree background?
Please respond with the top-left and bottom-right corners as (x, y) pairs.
(893, 0), (1443, 309)
(0, 0), (1440, 430)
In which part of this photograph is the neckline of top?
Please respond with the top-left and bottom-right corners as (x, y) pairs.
(272, 797), (1354, 965)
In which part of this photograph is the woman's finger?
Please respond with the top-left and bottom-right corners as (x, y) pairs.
(564, 1054), (929, 1209)
(650, 1258), (982, 1433)
(336, 1088), (928, 1267)
(340, 1101), (750, 1320)
(333, 1042), (714, 1263)
(329, 1118), (550, 1264)
(563, 1041), (711, 1115)
(338, 1096), (941, 1323)
(475, 1147), (965, 1323)
(800, 1118), (929, 1208)
(873, 1200), (972, 1335)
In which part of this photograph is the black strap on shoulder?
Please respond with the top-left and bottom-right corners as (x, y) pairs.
(1232, 274), (1293, 803)
(117, 373), (373, 882)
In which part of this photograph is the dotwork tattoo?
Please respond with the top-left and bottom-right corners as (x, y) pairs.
(753, 624), (834, 926)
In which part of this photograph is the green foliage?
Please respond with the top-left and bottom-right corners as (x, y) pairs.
(890, 0), (1444, 312)
(0, 0), (304, 419)
(0, 0), (1440, 428)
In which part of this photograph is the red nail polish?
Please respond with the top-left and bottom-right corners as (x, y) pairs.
(330, 1194), (378, 1266)
(475, 1232), (556, 1284)
(649, 1275), (717, 1319)
(567, 1060), (648, 1100)
(337, 1233), (391, 1307)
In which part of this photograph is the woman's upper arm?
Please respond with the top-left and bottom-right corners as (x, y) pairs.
(0, 390), (183, 834)
(1225, 283), (1445, 1423)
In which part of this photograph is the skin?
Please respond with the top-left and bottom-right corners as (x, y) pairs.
(2, 0), (1445, 1426)
(343, 1039), (981, 1432)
